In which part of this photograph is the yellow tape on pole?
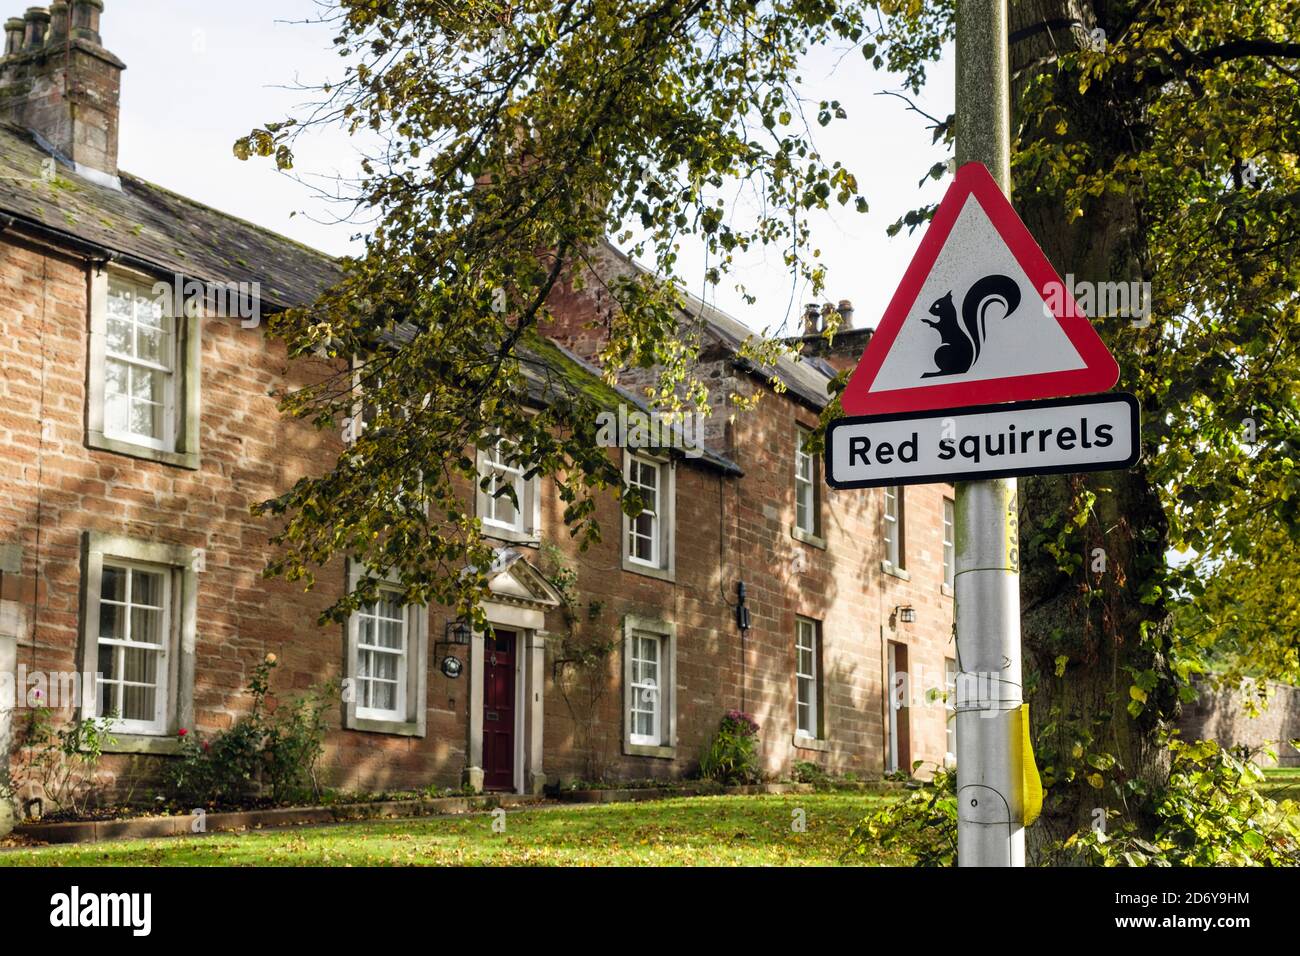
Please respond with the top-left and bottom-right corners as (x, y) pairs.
(1020, 703), (1043, 826)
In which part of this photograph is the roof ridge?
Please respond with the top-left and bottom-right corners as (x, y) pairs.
(120, 171), (342, 268)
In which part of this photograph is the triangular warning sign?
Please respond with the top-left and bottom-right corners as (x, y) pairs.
(841, 163), (1120, 416)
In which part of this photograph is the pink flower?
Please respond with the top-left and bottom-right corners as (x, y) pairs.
(178, 728), (188, 737)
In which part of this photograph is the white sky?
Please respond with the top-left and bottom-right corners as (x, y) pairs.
(110, 0), (954, 336)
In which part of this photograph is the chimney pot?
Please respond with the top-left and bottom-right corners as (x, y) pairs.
(803, 303), (821, 336)
(4, 17), (25, 56)
(47, 0), (67, 44)
(70, 0), (100, 44)
(837, 299), (855, 330)
(22, 7), (50, 51)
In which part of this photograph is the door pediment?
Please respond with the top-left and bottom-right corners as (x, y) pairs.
(485, 548), (563, 610)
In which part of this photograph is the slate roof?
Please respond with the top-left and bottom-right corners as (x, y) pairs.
(0, 122), (340, 310)
(379, 322), (740, 474)
(520, 332), (742, 475)
(599, 242), (836, 410)
(0, 121), (832, 413)
(0, 122), (743, 473)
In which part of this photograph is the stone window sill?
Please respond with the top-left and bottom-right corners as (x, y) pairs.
(881, 561), (911, 582)
(621, 557), (675, 584)
(98, 734), (185, 756)
(792, 735), (830, 753)
(347, 716), (425, 738)
(791, 526), (826, 550)
(624, 742), (676, 759)
(482, 526), (541, 548)
(88, 431), (199, 471)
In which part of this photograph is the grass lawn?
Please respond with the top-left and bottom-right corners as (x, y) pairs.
(0, 792), (903, 867)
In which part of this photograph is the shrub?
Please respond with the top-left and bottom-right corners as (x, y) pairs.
(698, 710), (760, 785)
(260, 686), (332, 802)
(168, 655), (332, 806)
(847, 764), (956, 867)
(850, 740), (1300, 867)
(793, 760), (832, 789)
(5, 705), (118, 818)
(1061, 739), (1300, 866)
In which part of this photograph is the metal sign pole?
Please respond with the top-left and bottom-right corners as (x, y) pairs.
(953, 0), (1025, 867)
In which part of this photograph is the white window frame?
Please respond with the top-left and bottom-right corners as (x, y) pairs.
(793, 426), (824, 546)
(942, 497), (955, 592)
(94, 560), (172, 736)
(628, 631), (663, 746)
(343, 562), (428, 737)
(87, 267), (201, 470)
(102, 274), (177, 451)
(622, 453), (675, 580)
(795, 617), (822, 740)
(622, 615), (676, 757)
(78, 532), (198, 753)
(353, 590), (409, 723)
(346, 361), (430, 514)
(883, 485), (906, 572)
(342, 358), (375, 447)
(477, 436), (539, 542)
(627, 456), (660, 567)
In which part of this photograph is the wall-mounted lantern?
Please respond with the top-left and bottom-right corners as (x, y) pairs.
(890, 605), (916, 630)
(444, 618), (472, 645)
(435, 618), (472, 679)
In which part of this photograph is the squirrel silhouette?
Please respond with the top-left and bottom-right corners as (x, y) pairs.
(920, 274), (1021, 377)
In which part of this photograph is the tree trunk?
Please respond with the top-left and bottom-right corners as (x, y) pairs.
(1008, 0), (1177, 859)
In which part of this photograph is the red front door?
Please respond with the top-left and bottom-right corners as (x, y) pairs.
(482, 630), (517, 791)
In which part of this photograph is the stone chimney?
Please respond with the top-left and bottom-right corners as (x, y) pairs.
(21, 6), (48, 49)
(836, 299), (854, 330)
(788, 297), (872, 372)
(0, 1), (125, 188)
(4, 18), (23, 56)
(802, 302), (821, 336)
(46, 0), (66, 44)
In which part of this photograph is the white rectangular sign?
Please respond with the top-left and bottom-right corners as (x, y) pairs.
(825, 393), (1139, 489)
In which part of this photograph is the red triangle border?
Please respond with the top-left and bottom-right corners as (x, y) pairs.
(840, 163), (1120, 416)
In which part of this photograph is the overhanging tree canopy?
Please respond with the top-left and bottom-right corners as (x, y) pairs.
(239, 0), (1300, 847)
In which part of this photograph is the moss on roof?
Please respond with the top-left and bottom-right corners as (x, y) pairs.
(0, 124), (736, 474)
(0, 122), (340, 309)
(519, 329), (740, 475)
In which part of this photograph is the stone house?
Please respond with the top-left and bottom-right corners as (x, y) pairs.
(0, 3), (957, 809)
